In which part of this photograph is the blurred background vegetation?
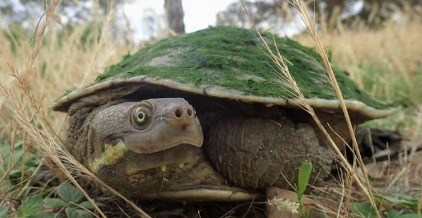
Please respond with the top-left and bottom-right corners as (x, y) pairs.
(0, 0), (421, 217)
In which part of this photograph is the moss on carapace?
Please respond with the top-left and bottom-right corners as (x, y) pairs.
(95, 26), (393, 110)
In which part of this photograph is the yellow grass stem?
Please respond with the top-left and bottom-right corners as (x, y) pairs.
(79, 10), (116, 88)
(285, 2), (380, 217)
(0, 1), (151, 217)
(242, 0), (382, 216)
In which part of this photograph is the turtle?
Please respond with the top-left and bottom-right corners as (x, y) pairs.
(53, 26), (396, 203)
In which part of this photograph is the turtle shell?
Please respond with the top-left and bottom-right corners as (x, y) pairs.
(53, 26), (396, 119)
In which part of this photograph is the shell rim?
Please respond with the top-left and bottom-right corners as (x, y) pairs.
(53, 75), (398, 119)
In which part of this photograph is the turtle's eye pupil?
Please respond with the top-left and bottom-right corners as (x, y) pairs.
(134, 107), (148, 125)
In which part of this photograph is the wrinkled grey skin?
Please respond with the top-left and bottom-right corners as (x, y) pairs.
(206, 118), (333, 190)
(66, 96), (335, 200)
(90, 99), (203, 154)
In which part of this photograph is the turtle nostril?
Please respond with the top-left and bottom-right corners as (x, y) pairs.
(187, 108), (193, 117)
(175, 108), (183, 118)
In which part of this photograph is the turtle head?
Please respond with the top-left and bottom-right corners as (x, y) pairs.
(87, 98), (204, 175)
(90, 98), (203, 154)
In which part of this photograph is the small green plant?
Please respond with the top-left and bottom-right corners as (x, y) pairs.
(44, 183), (98, 218)
(297, 160), (313, 218)
(0, 184), (99, 218)
(0, 195), (54, 218)
(0, 141), (41, 190)
(350, 194), (421, 218)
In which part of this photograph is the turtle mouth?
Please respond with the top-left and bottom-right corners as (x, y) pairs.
(124, 143), (202, 175)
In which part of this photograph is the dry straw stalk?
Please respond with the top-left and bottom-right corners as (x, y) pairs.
(0, 1), (151, 217)
(243, 0), (382, 217)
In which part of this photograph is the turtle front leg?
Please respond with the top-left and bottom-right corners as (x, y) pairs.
(204, 116), (335, 191)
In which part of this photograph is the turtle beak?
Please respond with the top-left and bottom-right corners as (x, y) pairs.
(123, 98), (204, 154)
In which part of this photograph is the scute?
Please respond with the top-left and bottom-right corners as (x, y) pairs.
(53, 26), (396, 118)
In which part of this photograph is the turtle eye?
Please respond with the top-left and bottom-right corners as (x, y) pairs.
(134, 107), (148, 125)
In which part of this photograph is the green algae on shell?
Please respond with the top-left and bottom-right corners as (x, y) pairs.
(53, 26), (397, 118)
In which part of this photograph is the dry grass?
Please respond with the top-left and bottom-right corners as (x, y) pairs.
(294, 2), (422, 217)
(243, 0), (381, 216)
(288, 1), (381, 217)
(295, 6), (422, 133)
(0, 0), (421, 217)
(244, 0), (422, 217)
(294, 7), (422, 216)
(0, 1), (154, 217)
